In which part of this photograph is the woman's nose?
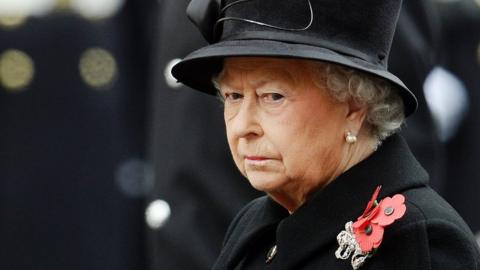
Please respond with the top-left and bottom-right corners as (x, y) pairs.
(229, 98), (263, 139)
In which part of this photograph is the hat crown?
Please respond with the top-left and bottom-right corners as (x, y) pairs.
(217, 0), (402, 68)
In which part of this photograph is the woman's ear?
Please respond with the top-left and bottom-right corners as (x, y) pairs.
(345, 99), (368, 134)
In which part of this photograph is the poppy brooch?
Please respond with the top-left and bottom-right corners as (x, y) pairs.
(335, 186), (406, 269)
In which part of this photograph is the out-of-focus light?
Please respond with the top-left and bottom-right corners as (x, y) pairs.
(475, 0), (480, 9)
(79, 48), (117, 89)
(423, 67), (469, 142)
(145, 200), (171, 230)
(115, 158), (153, 198)
(164, 58), (182, 89)
(70, 0), (125, 20)
(0, 49), (35, 92)
(0, 15), (28, 29)
(0, 0), (56, 17)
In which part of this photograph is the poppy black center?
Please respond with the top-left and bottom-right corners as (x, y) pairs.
(365, 224), (373, 236)
(384, 206), (395, 216)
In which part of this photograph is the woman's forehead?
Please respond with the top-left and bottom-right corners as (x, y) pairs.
(221, 57), (313, 86)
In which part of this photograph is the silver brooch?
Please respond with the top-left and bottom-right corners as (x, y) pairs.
(335, 222), (370, 270)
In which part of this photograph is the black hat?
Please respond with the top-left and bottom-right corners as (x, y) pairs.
(172, 0), (418, 116)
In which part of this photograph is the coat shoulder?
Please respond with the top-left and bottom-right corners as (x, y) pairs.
(373, 187), (480, 270)
(402, 186), (477, 242)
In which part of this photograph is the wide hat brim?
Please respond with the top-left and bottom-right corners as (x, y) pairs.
(172, 39), (418, 117)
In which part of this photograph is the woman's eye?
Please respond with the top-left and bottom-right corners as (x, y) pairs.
(225, 92), (243, 101)
(263, 93), (285, 102)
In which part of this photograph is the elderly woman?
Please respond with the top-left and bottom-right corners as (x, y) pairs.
(172, 0), (480, 269)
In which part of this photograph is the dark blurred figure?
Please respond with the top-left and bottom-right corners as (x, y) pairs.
(0, 1), (157, 269)
(434, 0), (480, 234)
(391, 0), (447, 193)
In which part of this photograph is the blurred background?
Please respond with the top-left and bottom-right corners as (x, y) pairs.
(0, 0), (479, 269)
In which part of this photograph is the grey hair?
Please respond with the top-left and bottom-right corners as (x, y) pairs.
(212, 72), (225, 103)
(308, 61), (405, 143)
(212, 60), (405, 144)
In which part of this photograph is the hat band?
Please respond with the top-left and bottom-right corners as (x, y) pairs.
(222, 31), (381, 65)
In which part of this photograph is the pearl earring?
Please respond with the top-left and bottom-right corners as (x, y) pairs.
(345, 132), (357, 144)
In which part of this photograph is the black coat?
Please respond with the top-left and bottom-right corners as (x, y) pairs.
(213, 135), (480, 270)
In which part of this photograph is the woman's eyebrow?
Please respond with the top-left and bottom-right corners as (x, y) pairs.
(249, 70), (296, 89)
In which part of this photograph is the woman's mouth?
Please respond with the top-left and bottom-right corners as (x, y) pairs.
(244, 156), (273, 166)
(245, 156), (268, 161)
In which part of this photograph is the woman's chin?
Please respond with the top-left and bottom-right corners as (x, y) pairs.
(246, 171), (286, 192)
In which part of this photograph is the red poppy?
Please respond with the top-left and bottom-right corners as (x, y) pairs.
(371, 194), (406, 226)
(353, 205), (379, 229)
(351, 186), (407, 253)
(352, 185), (382, 234)
(359, 186), (382, 219)
(353, 221), (384, 252)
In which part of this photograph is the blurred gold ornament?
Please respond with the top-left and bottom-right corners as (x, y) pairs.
(0, 15), (27, 29)
(0, 49), (35, 92)
(79, 48), (117, 89)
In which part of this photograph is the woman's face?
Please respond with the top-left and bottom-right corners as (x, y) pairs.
(218, 57), (353, 208)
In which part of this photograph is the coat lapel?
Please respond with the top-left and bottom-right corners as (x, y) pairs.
(222, 196), (288, 268)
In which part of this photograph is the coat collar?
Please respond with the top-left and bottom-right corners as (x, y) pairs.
(224, 195), (288, 268)
(225, 134), (429, 269)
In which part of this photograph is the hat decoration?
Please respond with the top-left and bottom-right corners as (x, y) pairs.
(187, 0), (314, 43)
(186, 0), (221, 43)
(335, 186), (406, 269)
